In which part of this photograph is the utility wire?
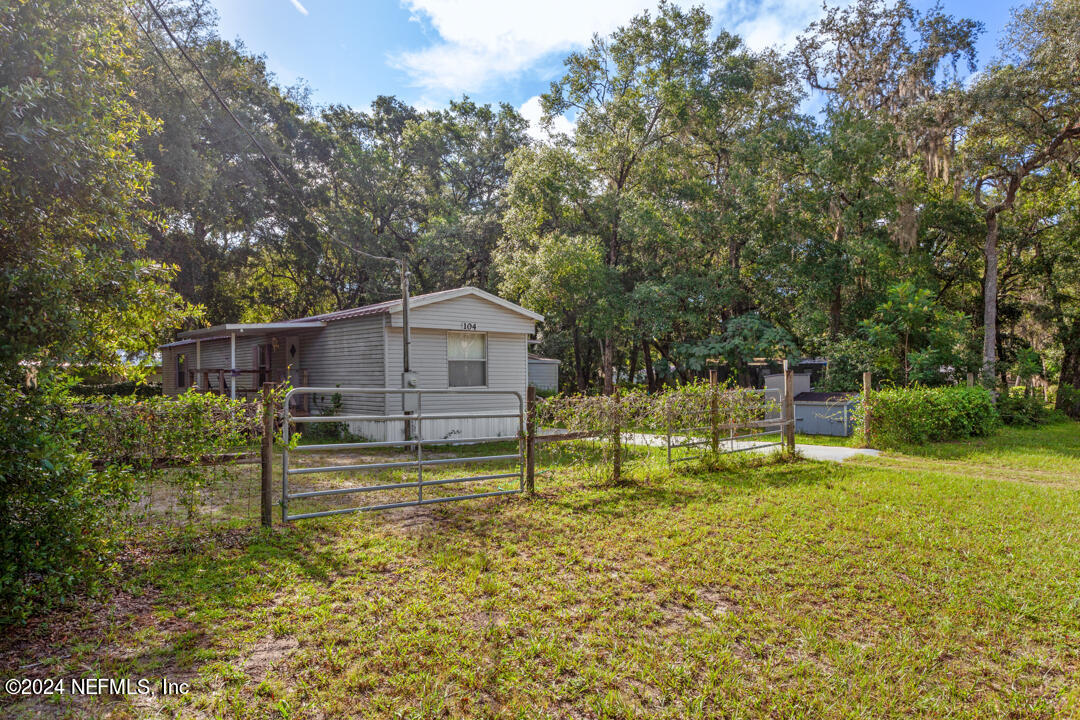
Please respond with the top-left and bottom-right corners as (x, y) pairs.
(141, 0), (398, 266)
(124, 2), (215, 131)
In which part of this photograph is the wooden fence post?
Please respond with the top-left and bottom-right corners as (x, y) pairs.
(611, 388), (622, 484)
(783, 361), (795, 453)
(261, 382), (274, 528)
(709, 369), (720, 454)
(862, 371), (873, 448)
(525, 385), (536, 496)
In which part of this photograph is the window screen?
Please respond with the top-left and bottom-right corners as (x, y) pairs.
(176, 353), (187, 388)
(448, 332), (486, 387)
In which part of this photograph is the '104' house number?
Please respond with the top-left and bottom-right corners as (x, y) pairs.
(461, 322), (477, 330)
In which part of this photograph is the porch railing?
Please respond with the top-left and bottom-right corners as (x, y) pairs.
(186, 368), (310, 411)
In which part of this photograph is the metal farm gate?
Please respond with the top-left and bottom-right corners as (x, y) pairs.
(281, 387), (524, 521)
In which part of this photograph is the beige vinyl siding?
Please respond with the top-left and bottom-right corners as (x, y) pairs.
(293, 315), (385, 416)
(351, 327), (527, 441)
(388, 294), (536, 335)
(162, 347), (177, 395)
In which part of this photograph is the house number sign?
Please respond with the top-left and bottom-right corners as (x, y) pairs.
(461, 321), (477, 330)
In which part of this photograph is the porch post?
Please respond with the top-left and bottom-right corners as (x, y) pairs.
(195, 339), (202, 390)
(230, 332), (237, 400)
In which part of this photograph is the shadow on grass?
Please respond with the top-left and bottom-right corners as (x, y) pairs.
(544, 454), (838, 519)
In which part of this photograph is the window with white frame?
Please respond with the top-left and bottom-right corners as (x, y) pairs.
(447, 332), (486, 387)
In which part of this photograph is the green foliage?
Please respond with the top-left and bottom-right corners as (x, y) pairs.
(69, 381), (163, 399)
(676, 314), (798, 374)
(1056, 383), (1080, 420)
(301, 392), (363, 443)
(816, 336), (876, 391)
(0, 0), (196, 378)
(71, 392), (264, 518)
(996, 388), (1048, 427)
(0, 379), (137, 625)
(855, 385), (999, 448)
(538, 382), (781, 482)
(860, 282), (974, 385)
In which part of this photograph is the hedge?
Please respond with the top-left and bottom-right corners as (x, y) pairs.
(855, 385), (999, 448)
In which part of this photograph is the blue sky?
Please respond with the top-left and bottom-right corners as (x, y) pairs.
(212, 0), (1017, 135)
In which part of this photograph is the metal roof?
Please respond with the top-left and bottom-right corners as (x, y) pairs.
(794, 391), (858, 403)
(159, 335), (230, 348)
(177, 321), (326, 340)
(528, 354), (561, 364)
(167, 287), (543, 347)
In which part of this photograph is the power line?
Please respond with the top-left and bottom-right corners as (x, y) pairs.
(140, 0), (398, 265)
(124, 2), (214, 130)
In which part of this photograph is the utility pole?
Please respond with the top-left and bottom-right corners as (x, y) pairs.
(399, 257), (417, 441)
(401, 257), (411, 374)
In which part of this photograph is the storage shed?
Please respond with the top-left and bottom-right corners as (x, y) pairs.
(527, 354), (561, 392)
(159, 287), (543, 441)
(764, 373), (858, 437)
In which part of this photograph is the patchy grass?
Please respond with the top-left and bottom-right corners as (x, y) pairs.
(2, 423), (1079, 718)
(795, 432), (857, 447)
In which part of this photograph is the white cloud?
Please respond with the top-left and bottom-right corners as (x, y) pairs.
(289, 0), (309, 16)
(518, 95), (575, 143)
(391, 0), (826, 95)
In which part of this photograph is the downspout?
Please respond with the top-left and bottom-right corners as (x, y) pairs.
(230, 332), (237, 400)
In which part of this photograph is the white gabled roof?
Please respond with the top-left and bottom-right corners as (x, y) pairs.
(167, 287), (543, 349)
(292, 286), (543, 323)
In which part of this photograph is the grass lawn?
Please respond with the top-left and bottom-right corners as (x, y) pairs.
(2, 421), (1079, 718)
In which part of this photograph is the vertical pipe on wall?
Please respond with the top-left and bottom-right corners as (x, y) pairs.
(230, 332), (237, 400)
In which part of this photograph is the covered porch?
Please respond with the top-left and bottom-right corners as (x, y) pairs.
(173, 321), (326, 406)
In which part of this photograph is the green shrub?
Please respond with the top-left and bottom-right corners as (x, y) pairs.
(854, 385), (999, 448)
(69, 380), (162, 398)
(71, 391), (263, 517)
(996, 388), (1048, 426)
(1055, 383), (1080, 420)
(0, 381), (136, 625)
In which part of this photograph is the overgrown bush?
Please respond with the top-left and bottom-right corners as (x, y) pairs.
(1055, 383), (1080, 420)
(70, 392), (264, 517)
(69, 380), (162, 398)
(537, 382), (780, 482)
(996, 388), (1047, 426)
(855, 385), (999, 448)
(0, 381), (136, 625)
(302, 391), (362, 442)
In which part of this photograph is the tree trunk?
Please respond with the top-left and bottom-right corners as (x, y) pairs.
(642, 337), (656, 393)
(829, 285), (842, 339)
(601, 337), (615, 395)
(981, 211), (1000, 384)
(902, 331), (910, 386)
(572, 324), (586, 392)
(1057, 318), (1080, 418)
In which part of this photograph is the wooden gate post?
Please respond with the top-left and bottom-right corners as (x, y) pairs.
(709, 369), (720, 454)
(525, 385), (536, 496)
(261, 382), (274, 528)
(862, 371), (873, 448)
(610, 388), (622, 484)
(783, 361), (795, 453)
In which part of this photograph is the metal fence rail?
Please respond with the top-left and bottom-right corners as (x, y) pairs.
(281, 387), (524, 521)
